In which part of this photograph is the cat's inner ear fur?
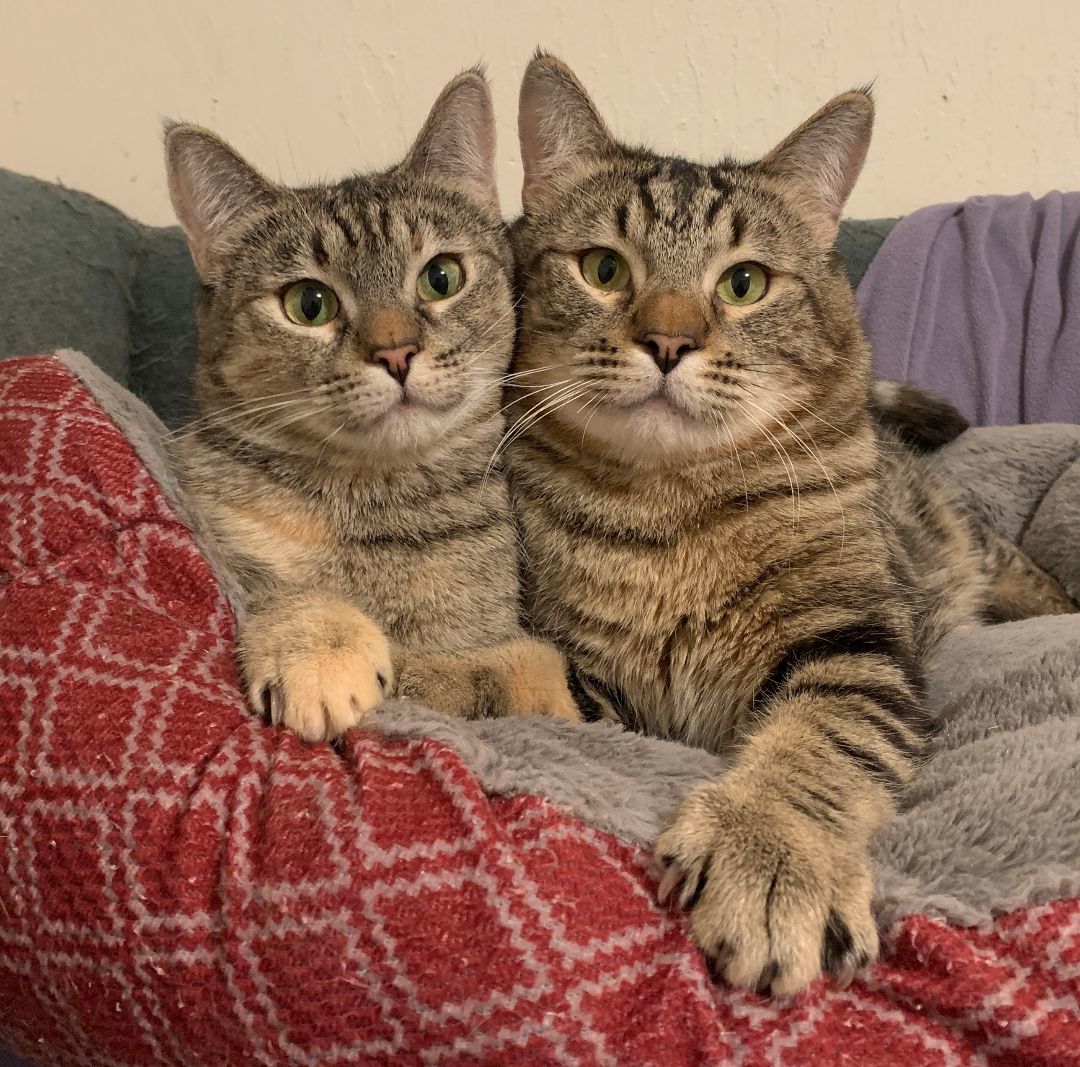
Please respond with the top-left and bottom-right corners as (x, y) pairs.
(518, 51), (616, 211)
(399, 69), (499, 211)
(164, 123), (276, 278)
(760, 90), (874, 245)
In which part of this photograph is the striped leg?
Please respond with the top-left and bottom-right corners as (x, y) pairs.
(655, 618), (930, 995)
(395, 638), (582, 722)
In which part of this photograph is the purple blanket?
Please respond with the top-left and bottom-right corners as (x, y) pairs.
(856, 193), (1080, 426)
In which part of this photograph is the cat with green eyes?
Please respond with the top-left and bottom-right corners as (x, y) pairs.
(506, 53), (1074, 995)
(167, 70), (580, 740)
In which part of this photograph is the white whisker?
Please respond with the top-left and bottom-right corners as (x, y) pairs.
(482, 382), (590, 493)
(729, 398), (801, 534)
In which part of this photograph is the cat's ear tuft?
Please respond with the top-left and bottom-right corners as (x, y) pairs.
(400, 69), (499, 211)
(760, 90), (874, 245)
(518, 51), (615, 211)
(164, 123), (275, 277)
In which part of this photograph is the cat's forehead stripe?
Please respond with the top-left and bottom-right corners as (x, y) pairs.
(636, 170), (659, 228)
(730, 210), (744, 248)
(377, 201), (393, 245)
(665, 159), (708, 217)
(320, 187), (453, 260)
(618, 159), (742, 237)
(329, 206), (359, 248)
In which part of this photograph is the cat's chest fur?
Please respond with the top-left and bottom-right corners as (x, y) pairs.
(514, 452), (851, 750)
(182, 440), (522, 653)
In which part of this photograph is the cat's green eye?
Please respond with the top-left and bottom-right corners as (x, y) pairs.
(282, 281), (340, 327)
(716, 262), (768, 306)
(418, 255), (465, 301)
(580, 248), (631, 293)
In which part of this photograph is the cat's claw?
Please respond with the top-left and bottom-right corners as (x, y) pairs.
(262, 683), (286, 726)
(240, 595), (393, 743)
(655, 778), (879, 996)
(656, 857), (683, 906)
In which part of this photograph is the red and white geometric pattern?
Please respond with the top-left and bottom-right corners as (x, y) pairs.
(1, 355), (1078, 1066)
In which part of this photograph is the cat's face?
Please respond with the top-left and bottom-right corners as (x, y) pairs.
(512, 56), (874, 466)
(167, 73), (512, 466)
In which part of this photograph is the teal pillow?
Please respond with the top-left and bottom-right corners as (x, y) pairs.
(0, 168), (198, 427)
(835, 217), (900, 289)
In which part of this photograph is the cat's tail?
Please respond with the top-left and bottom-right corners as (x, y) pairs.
(975, 522), (1079, 621)
(870, 381), (969, 452)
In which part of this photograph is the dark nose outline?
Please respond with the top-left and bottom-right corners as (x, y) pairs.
(638, 333), (700, 374)
(370, 342), (419, 386)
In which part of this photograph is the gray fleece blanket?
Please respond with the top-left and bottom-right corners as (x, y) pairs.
(59, 349), (1080, 932)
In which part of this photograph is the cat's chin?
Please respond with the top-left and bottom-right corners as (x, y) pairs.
(560, 398), (729, 464)
(324, 393), (499, 472)
(293, 405), (456, 471)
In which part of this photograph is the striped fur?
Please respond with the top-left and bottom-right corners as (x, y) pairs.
(507, 54), (1074, 995)
(167, 71), (579, 742)
(870, 381), (970, 452)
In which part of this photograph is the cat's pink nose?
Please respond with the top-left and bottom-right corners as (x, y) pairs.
(371, 343), (418, 386)
(639, 333), (699, 375)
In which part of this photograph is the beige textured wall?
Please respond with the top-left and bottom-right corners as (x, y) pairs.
(3, 0), (1079, 226)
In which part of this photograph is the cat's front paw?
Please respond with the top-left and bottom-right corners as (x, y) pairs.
(397, 638), (582, 722)
(655, 779), (878, 996)
(239, 594), (392, 742)
(499, 639), (582, 722)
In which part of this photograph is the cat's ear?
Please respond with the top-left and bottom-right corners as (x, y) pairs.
(760, 89), (874, 245)
(164, 123), (275, 277)
(400, 69), (499, 211)
(518, 51), (615, 211)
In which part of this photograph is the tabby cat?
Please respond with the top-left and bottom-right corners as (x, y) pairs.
(507, 54), (1074, 995)
(166, 70), (579, 741)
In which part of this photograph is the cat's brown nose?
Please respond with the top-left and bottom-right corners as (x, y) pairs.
(639, 333), (699, 374)
(633, 290), (707, 374)
(371, 343), (418, 386)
